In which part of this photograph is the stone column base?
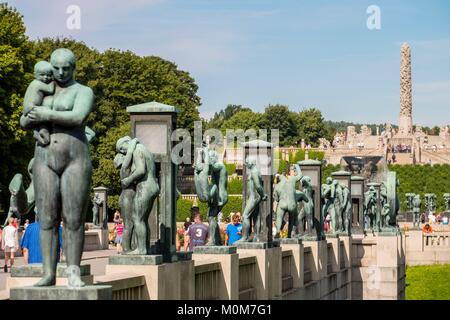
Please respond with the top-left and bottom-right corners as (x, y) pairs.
(237, 246), (282, 299)
(105, 253), (194, 300)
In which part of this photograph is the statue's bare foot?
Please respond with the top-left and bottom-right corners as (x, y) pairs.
(124, 249), (140, 255)
(65, 265), (85, 288)
(124, 248), (147, 255)
(34, 275), (56, 287)
(68, 274), (85, 288)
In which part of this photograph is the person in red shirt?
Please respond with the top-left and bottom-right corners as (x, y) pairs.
(422, 223), (433, 234)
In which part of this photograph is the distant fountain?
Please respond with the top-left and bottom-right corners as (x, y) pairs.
(340, 156), (387, 183)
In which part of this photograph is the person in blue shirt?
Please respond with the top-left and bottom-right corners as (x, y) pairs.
(21, 218), (63, 264)
(225, 212), (242, 246)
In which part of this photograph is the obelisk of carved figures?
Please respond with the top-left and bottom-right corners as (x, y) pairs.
(399, 42), (413, 136)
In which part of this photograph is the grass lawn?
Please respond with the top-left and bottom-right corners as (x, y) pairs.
(406, 264), (450, 300)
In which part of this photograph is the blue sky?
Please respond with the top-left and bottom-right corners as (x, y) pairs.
(9, 0), (450, 126)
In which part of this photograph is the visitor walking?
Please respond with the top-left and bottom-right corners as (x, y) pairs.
(12, 218), (19, 229)
(184, 213), (209, 251)
(2, 217), (19, 272)
(184, 217), (192, 231)
(21, 219), (63, 264)
(325, 213), (331, 232)
(224, 212), (242, 246)
(113, 210), (121, 225)
(114, 218), (124, 253)
(21, 220), (41, 264)
(23, 219), (30, 231)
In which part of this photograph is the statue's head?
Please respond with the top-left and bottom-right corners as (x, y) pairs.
(369, 186), (375, 192)
(245, 156), (257, 168)
(332, 179), (339, 186)
(34, 61), (53, 84)
(50, 48), (76, 84)
(326, 177), (332, 184)
(116, 136), (132, 155)
(208, 150), (218, 165)
(289, 165), (296, 176)
(302, 176), (311, 188)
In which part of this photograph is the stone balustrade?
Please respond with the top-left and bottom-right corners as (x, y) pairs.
(405, 230), (450, 265)
(99, 233), (405, 300)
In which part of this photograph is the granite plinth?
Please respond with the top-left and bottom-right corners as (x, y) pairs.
(298, 235), (319, 241)
(11, 264), (91, 278)
(108, 254), (163, 265)
(279, 238), (302, 245)
(193, 246), (236, 254)
(325, 233), (340, 239)
(176, 251), (192, 261)
(235, 242), (268, 249)
(377, 230), (401, 237)
(10, 285), (112, 300)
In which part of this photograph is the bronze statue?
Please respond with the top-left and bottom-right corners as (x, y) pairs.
(20, 48), (94, 287)
(236, 156), (267, 243)
(193, 144), (228, 246)
(274, 164), (303, 238)
(115, 136), (160, 255)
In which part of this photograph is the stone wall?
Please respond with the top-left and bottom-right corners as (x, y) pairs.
(99, 233), (405, 300)
(405, 230), (450, 266)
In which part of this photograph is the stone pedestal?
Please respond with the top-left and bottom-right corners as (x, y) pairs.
(7, 264), (94, 291)
(326, 235), (341, 273)
(303, 240), (327, 281)
(406, 229), (423, 252)
(236, 245), (282, 299)
(338, 235), (352, 299)
(84, 228), (109, 251)
(280, 240), (304, 289)
(351, 234), (405, 300)
(192, 246), (238, 299)
(10, 285), (112, 300)
(105, 253), (194, 300)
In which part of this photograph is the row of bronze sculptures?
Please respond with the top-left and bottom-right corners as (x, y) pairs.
(9, 48), (402, 290)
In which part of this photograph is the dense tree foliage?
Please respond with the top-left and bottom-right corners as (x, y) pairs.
(206, 104), (249, 129)
(221, 109), (263, 133)
(208, 104), (336, 147)
(0, 4), (35, 212)
(0, 5), (202, 212)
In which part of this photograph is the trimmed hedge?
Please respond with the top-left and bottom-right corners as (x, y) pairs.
(390, 164), (450, 212)
(176, 196), (243, 222)
(224, 163), (236, 175)
(228, 178), (243, 194)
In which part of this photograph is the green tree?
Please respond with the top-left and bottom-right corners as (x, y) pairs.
(0, 3), (35, 212)
(32, 38), (202, 206)
(296, 108), (330, 147)
(221, 109), (263, 132)
(206, 104), (249, 129)
(259, 104), (298, 146)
